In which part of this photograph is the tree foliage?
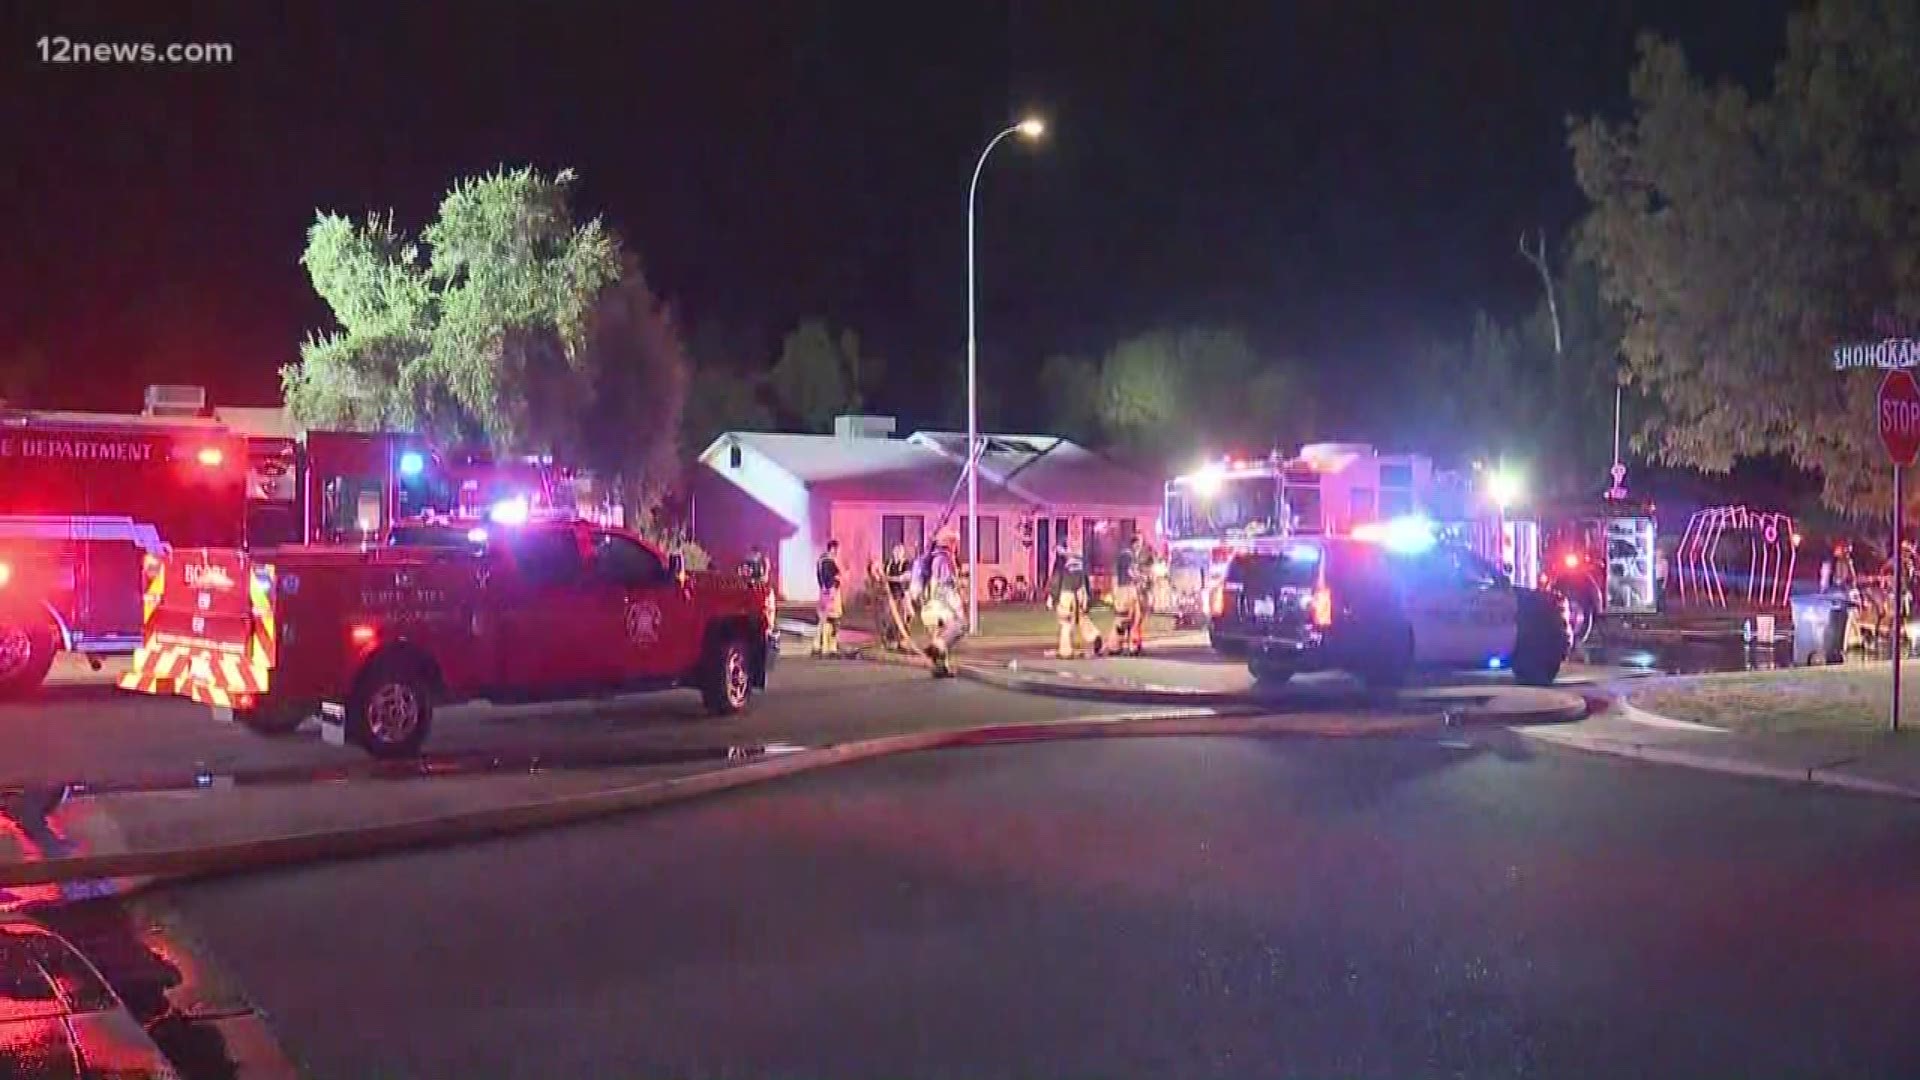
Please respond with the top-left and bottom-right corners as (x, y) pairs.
(282, 168), (687, 514)
(1571, 0), (1920, 514)
(1093, 326), (1315, 464)
(1037, 354), (1102, 444)
(1405, 255), (1627, 497)
(766, 318), (880, 431)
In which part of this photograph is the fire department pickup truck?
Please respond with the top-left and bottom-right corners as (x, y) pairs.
(119, 518), (777, 757)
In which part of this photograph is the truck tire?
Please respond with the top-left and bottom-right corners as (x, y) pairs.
(235, 699), (310, 736)
(700, 635), (754, 715)
(0, 619), (56, 700)
(1561, 584), (1599, 649)
(1248, 657), (1293, 686)
(346, 663), (434, 758)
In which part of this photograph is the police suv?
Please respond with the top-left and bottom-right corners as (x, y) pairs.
(1224, 518), (1570, 688)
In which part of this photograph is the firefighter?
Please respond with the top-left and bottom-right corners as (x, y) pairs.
(882, 542), (915, 651)
(914, 528), (966, 677)
(1110, 533), (1152, 656)
(1050, 544), (1101, 659)
(815, 539), (844, 657)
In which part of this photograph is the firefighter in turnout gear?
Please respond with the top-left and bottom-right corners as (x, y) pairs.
(1110, 533), (1152, 656)
(913, 527), (967, 677)
(1050, 544), (1102, 659)
(815, 540), (844, 656)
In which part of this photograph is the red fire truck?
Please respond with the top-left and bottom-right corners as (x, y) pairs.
(119, 516), (776, 756)
(0, 408), (249, 695)
(0, 404), (532, 696)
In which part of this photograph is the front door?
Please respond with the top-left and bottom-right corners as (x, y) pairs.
(590, 530), (703, 682)
(499, 524), (620, 690)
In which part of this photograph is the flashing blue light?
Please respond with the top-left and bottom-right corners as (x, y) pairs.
(489, 496), (531, 525)
(1286, 543), (1321, 564)
(398, 451), (426, 477)
(1487, 655), (1505, 670)
(1354, 514), (1438, 554)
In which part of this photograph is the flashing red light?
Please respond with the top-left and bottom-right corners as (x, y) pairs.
(196, 446), (225, 467)
(1208, 586), (1226, 618)
(0, 561), (10, 589)
(349, 624), (377, 645)
(1311, 586), (1334, 627)
(1562, 552), (1582, 569)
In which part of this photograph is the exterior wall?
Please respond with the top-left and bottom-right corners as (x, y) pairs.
(690, 439), (812, 601)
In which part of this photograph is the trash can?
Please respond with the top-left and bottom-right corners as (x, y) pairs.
(1791, 590), (1850, 665)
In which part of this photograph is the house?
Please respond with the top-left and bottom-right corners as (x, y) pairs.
(690, 415), (1163, 602)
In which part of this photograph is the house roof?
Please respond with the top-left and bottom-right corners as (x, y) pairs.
(907, 431), (1161, 508)
(714, 431), (1027, 508)
(703, 428), (1161, 512)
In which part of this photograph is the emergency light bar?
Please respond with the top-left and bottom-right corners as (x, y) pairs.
(1352, 515), (1438, 554)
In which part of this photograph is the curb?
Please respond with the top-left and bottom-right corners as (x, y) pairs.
(1517, 724), (1920, 801)
(852, 648), (1588, 727)
(0, 708), (1441, 890)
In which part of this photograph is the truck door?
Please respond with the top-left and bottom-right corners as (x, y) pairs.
(588, 530), (701, 681)
(496, 525), (623, 690)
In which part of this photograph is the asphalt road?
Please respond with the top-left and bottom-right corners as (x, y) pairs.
(124, 731), (1920, 1079)
(0, 654), (1156, 787)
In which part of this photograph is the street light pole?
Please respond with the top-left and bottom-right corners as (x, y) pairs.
(966, 117), (1044, 633)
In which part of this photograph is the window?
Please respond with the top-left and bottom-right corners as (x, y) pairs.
(508, 527), (584, 586)
(957, 515), (1001, 564)
(977, 516), (1001, 563)
(1349, 486), (1376, 524)
(592, 532), (666, 588)
(1380, 488), (1415, 518)
(1379, 462), (1414, 489)
(881, 514), (925, 557)
(1281, 483), (1323, 533)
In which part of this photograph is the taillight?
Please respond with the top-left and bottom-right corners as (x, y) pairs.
(1208, 586), (1226, 617)
(1311, 586), (1333, 627)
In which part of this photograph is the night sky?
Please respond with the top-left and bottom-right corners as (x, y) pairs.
(3, 1), (1790, 429)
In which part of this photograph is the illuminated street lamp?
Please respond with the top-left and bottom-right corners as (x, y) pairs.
(966, 115), (1046, 632)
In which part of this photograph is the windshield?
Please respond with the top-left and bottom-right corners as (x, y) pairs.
(1165, 476), (1279, 541)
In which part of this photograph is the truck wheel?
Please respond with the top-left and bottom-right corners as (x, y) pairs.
(347, 665), (434, 758)
(235, 699), (311, 736)
(0, 620), (56, 700)
(1249, 658), (1293, 686)
(701, 636), (753, 715)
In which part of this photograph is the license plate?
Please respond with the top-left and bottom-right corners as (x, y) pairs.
(1252, 597), (1276, 618)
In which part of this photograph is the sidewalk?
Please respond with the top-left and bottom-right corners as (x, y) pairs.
(1520, 665), (1920, 801)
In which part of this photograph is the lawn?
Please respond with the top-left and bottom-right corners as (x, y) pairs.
(780, 600), (1179, 640)
(1629, 664), (1920, 736)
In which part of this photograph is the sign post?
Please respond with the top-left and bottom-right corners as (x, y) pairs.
(1876, 368), (1920, 731)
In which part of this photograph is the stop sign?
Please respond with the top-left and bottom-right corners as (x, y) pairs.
(1880, 369), (1920, 466)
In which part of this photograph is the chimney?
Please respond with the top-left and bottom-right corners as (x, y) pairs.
(833, 414), (897, 440)
(143, 384), (209, 418)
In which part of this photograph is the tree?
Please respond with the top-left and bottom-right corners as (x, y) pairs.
(766, 318), (881, 431)
(683, 363), (774, 453)
(284, 168), (623, 447)
(1571, 0), (1920, 514)
(565, 258), (691, 521)
(1404, 254), (1627, 497)
(1096, 326), (1314, 463)
(281, 167), (681, 521)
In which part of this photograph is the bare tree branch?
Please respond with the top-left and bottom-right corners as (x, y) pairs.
(1519, 228), (1564, 355)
